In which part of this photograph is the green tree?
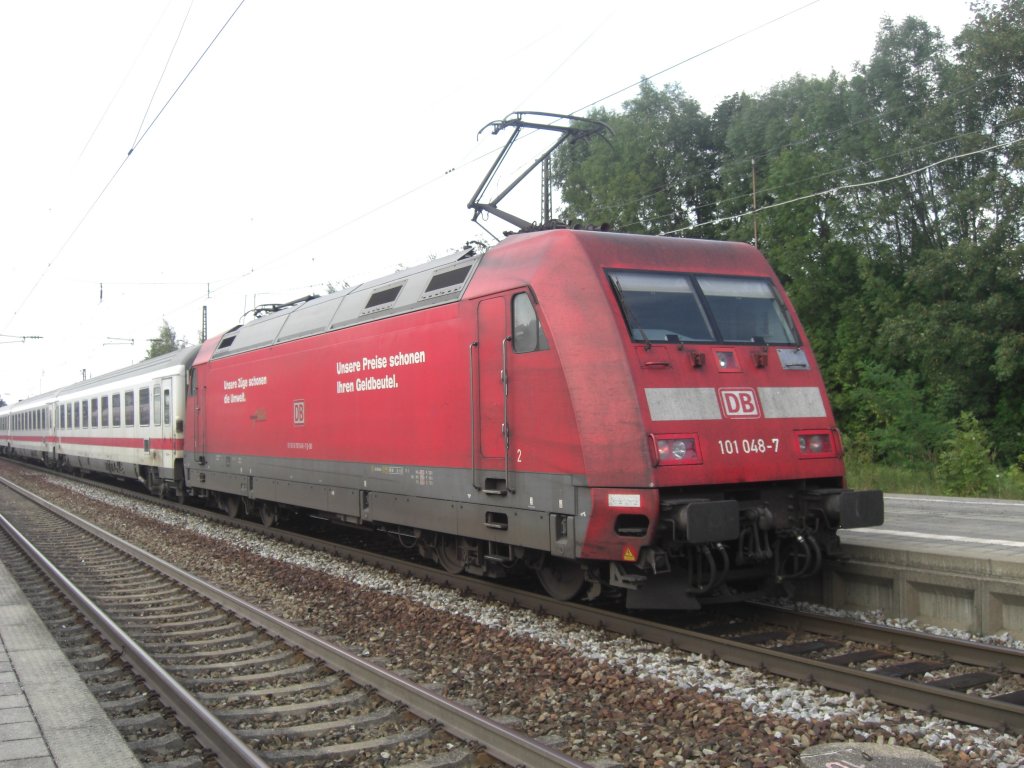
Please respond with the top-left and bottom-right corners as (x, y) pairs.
(550, 2), (1024, 468)
(552, 80), (721, 234)
(832, 362), (949, 465)
(715, 73), (876, 403)
(146, 320), (188, 359)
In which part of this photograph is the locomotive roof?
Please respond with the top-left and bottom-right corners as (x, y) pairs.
(211, 245), (483, 359)
(208, 230), (773, 360)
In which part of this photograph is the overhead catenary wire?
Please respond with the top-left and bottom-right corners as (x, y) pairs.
(586, 66), (1024, 231)
(130, 0), (245, 155)
(2, 1), (986, 402)
(1, 0), (247, 338)
(198, 0), (832, 302)
(661, 135), (1024, 236)
(15, 0), (830, 334)
(571, 0), (824, 116)
(79, 0), (179, 160)
(132, 0), (196, 149)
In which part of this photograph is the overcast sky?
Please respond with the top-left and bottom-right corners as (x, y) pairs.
(1, 0), (975, 402)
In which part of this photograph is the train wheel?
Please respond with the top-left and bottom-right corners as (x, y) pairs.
(435, 535), (465, 574)
(225, 496), (242, 519)
(537, 556), (586, 601)
(258, 502), (278, 528)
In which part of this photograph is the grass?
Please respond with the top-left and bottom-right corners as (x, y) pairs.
(845, 457), (1024, 500)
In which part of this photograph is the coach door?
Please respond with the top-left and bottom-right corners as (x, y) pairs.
(155, 377), (173, 470)
(474, 296), (512, 494)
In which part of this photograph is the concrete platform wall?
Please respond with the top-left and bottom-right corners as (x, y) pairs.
(818, 543), (1024, 639)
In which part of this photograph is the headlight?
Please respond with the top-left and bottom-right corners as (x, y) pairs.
(652, 434), (702, 465)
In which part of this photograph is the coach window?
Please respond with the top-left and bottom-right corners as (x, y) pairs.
(91, 398), (99, 428)
(153, 387), (161, 429)
(112, 393), (121, 427)
(139, 388), (150, 426)
(101, 396), (109, 427)
(60, 405), (65, 430)
(512, 293), (549, 353)
(163, 386), (171, 425)
(125, 391), (135, 426)
(74, 402), (80, 428)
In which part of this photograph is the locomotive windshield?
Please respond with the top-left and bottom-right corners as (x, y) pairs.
(609, 270), (797, 345)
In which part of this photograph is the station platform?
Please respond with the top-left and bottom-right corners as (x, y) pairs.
(818, 494), (1024, 638)
(0, 559), (140, 768)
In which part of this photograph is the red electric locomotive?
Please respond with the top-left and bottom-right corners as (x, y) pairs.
(183, 228), (883, 608)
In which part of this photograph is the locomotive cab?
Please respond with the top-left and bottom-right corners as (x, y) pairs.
(579, 239), (882, 608)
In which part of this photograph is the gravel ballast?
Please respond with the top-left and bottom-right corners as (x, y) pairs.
(5, 468), (1023, 768)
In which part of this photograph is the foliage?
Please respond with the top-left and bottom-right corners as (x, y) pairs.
(832, 362), (949, 466)
(845, 453), (1024, 499)
(552, 0), (1024, 474)
(146, 320), (188, 359)
(935, 412), (998, 496)
(551, 81), (722, 235)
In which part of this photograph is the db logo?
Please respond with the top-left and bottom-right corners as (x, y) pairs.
(293, 400), (305, 425)
(719, 388), (760, 418)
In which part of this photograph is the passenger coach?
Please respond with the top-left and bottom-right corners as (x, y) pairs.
(1, 347), (197, 497)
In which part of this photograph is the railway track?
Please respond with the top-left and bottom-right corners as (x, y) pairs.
(0, 473), (592, 768)
(671, 604), (1024, 730)
(5, 461), (1024, 738)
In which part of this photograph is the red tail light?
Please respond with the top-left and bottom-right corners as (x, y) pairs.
(795, 430), (838, 458)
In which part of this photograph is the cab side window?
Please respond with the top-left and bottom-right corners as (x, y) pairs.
(512, 293), (549, 353)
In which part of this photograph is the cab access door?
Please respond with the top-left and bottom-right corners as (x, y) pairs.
(474, 295), (512, 494)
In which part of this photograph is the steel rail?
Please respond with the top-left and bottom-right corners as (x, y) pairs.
(6, 462), (1024, 734)
(202, 506), (1024, 734)
(748, 603), (1024, 673)
(0, 474), (594, 768)
(139, 494), (1024, 734)
(0, 507), (269, 768)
